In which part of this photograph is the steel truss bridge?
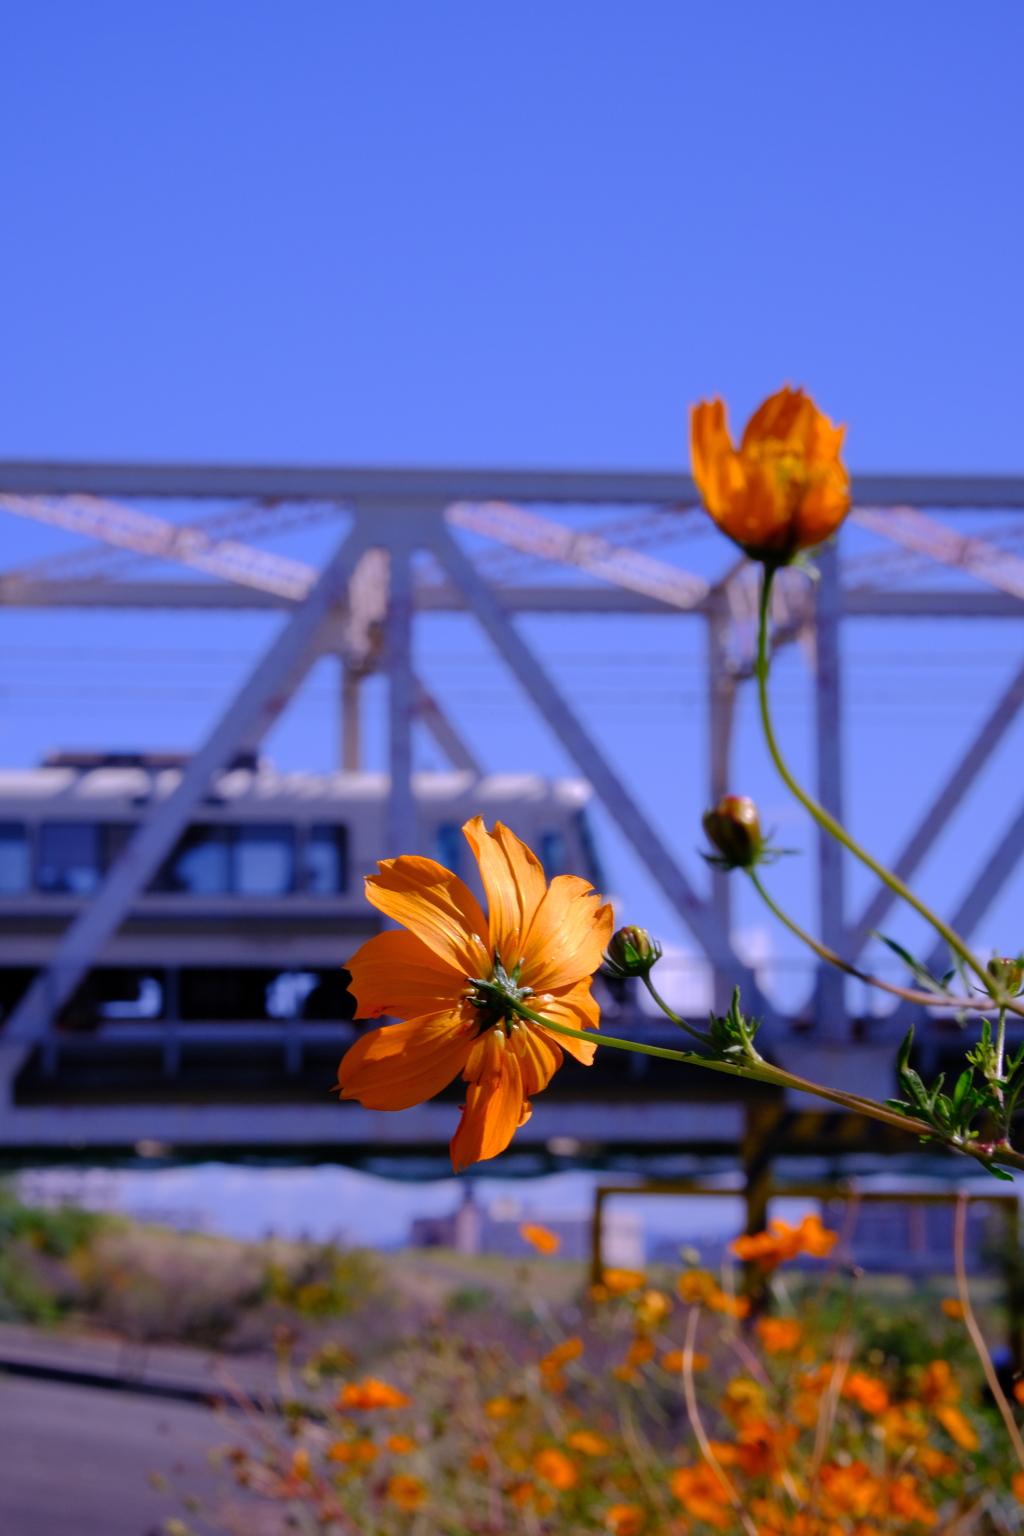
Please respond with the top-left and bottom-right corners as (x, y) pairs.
(0, 460), (1023, 1170)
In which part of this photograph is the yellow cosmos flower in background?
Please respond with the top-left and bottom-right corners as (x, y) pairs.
(337, 816), (613, 1170)
(690, 385), (850, 563)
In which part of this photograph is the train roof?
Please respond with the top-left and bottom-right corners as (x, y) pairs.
(0, 767), (593, 812)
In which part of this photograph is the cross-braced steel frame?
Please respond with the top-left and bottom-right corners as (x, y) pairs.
(1, 461), (1023, 1155)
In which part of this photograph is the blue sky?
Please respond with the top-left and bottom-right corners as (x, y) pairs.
(2, 3), (1024, 1008)
(2, 4), (1022, 470)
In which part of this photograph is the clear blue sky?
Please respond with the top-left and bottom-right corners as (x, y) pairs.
(1, 3), (1024, 1011)
(1, 3), (1022, 470)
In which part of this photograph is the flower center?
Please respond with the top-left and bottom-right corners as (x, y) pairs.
(463, 954), (533, 1032)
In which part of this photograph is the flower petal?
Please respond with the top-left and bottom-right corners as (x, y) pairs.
(462, 817), (547, 970)
(520, 879), (614, 992)
(532, 978), (601, 1064)
(365, 856), (490, 974)
(509, 1023), (562, 1094)
(690, 399), (747, 524)
(337, 1009), (476, 1111)
(346, 929), (465, 1020)
(450, 1046), (526, 1170)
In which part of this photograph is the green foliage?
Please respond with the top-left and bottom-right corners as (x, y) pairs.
(704, 986), (763, 1063)
(265, 1242), (380, 1319)
(0, 1186), (101, 1323)
(446, 1284), (493, 1314)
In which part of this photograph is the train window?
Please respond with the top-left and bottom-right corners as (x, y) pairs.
(102, 823), (136, 868)
(539, 830), (566, 880)
(0, 824), (29, 893)
(234, 824), (295, 896)
(38, 822), (102, 893)
(156, 824), (231, 894)
(305, 825), (348, 894)
(433, 823), (462, 877)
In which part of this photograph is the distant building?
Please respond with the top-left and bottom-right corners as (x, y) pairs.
(409, 1185), (643, 1268)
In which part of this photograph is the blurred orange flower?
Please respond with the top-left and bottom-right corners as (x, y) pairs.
(386, 1474), (426, 1511)
(539, 1337), (583, 1372)
(386, 1435), (417, 1454)
(327, 1438), (377, 1464)
(933, 1404), (979, 1451)
(605, 1503), (646, 1536)
(604, 1268), (646, 1294)
(730, 1215), (837, 1270)
(917, 1445), (957, 1477)
(755, 1317), (802, 1355)
(1014, 1468), (1024, 1504)
(613, 1337), (656, 1379)
(690, 387), (850, 563)
(843, 1371), (890, 1416)
(660, 1350), (709, 1373)
(539, 1335), (583, 1391)
(635, 1288), (672, 1328)
(670, 1464), (732, 1530)
(676, 1268), (750, 1318)
(484, 1395), (516, 1419)
(338, 817), (612, 1170)
(566, 1431), (611, 1455)
(534, 1448), (578, 1490)
(338, 1377), (411, 1410)
(520, 1222), (560, 1254)
(940, 1297), (964, 1319)
(917, 1359), (959, 1407)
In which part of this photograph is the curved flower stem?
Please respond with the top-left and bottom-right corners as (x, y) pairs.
(638, 975), (722, 1045)
(508, 1000), (1024, 1175)
(681, 1306), (761, 1536)
(746, 869), (998, 1014)
(954, 1193), (1024, 1471)
(756, 565), (993, 995)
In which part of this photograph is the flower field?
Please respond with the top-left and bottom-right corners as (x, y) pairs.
(157, 1224), (1024, 1535)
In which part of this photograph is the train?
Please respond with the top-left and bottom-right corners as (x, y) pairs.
(0, 753), (603, 1037)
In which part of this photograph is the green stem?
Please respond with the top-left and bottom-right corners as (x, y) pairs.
(638, 974), (721, 1048)
(507, 999), (1024, 1175)
(747, 870), (995, 1014)
(756, 566), (992, 991)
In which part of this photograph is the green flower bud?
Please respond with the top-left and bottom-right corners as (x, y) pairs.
(702, 795), (763, 871)
(987, 956), (1024, 996)
(603, 925), (663, 980)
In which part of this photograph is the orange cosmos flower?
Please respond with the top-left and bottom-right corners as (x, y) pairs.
(337, 817), (612, 1170)
(842, 1371), (889, 1416)
(730, 1214), (837, 1270)
(338, 1376), (411, 1410)
(534, 1448), (579, 1490)
(520, 1222), (561, 1254)
(566, 1431), (611, 1455)
(386, 1474), (426, 1511)
(605, 1505), (645, 1536)
(690, 386), (850, 563)
(755, 1317), (803, 1355)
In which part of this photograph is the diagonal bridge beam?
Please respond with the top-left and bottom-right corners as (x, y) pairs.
(846, 654), (1024, 962)
(0, 522), (375, 1097)
(427, 519), (775, 1021)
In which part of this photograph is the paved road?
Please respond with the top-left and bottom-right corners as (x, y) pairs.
(0, 1372), (226, 1536)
